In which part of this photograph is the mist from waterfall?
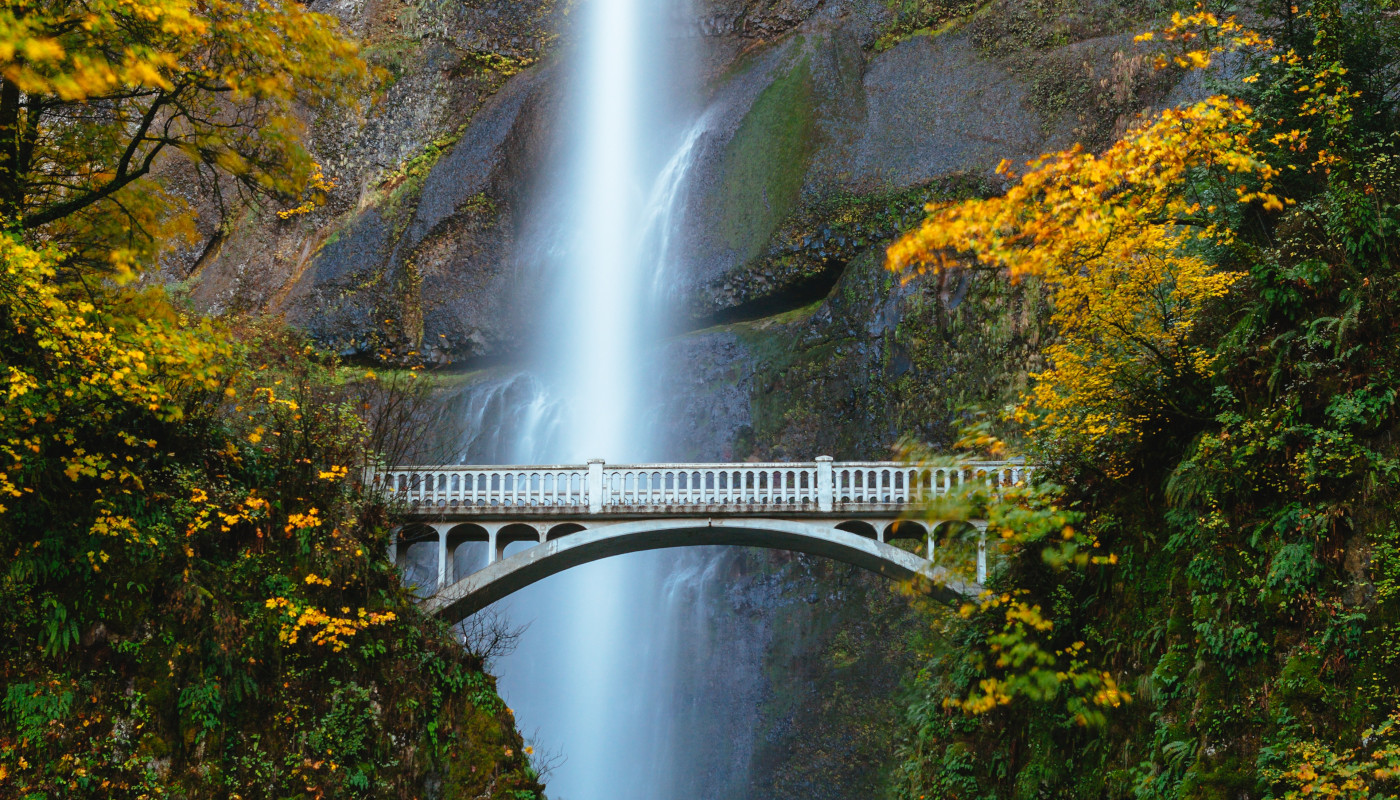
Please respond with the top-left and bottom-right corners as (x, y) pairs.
(448, 0), (723, 798)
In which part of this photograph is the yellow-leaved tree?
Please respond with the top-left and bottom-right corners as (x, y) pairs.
(888, 94), (1283, 475)
(0, 0), (366, 271)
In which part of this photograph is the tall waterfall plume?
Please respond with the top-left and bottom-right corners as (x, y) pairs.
(453, 0), (710, 797)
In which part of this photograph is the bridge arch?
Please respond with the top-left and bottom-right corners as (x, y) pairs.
(546, 522), (588, 540)
(421, 518), (979, 623)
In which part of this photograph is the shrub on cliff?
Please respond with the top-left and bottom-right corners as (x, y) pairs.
(0, 234), (543, 797)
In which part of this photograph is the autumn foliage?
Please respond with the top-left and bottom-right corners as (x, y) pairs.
(0, 0), (365, 269)
(888, 92), (1281, 474)
(0, 1), (541, 796)
(889, 3), (1400, 798)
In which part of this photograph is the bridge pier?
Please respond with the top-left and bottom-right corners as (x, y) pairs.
(432, 523), (451, 590)
(974, 521), (988, 583)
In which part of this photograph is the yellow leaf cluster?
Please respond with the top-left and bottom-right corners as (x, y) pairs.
(1133, 6), (1273, 71)
(263, 597), (395, 652)
(0, 235), (234, 517)
(1271, 713), (1400, 799)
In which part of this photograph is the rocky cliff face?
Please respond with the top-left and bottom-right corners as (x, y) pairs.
(179, 0), (1184, 795)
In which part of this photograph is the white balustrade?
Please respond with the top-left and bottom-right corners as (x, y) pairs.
(369, 459), (1033, 513)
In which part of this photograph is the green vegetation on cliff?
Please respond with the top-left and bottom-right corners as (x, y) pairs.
(0, 1), (539, 795)
(890, 3), (1400, 797)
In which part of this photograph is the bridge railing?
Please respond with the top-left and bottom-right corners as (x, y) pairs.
(368, 458), (1033, 514)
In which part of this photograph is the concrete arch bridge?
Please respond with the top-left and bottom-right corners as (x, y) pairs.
(374, 457), (1034, 623)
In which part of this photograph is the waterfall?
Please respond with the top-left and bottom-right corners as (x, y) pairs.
(449, 0), (722, 797)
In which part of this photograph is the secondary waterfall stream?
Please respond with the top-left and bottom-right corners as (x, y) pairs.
(452, 0), (727, 797)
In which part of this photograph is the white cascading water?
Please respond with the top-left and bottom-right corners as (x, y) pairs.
(453, 0), (721, 797)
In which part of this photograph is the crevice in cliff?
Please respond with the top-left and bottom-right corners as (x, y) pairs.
(697, 257), (846, 328)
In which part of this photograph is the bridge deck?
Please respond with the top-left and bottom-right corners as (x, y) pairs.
(373, 458), (1031, 517)
(373, 458), (1033, 619)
